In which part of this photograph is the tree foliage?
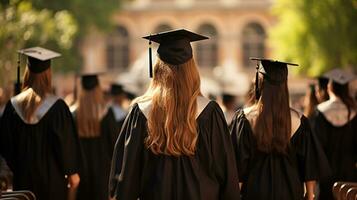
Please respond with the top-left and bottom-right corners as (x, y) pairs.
(31, 0), (119, 35)
(0, 0), (77, 86)
(270, 0), (357, 76)
(0, 0), (120, 86)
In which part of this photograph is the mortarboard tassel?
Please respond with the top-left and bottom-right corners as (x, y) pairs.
(16, 52), (21, 95)
(149, 36), (153, 78)
(255, 62), (260, 101)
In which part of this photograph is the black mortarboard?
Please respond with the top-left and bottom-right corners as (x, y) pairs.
(18, 47), (61, 73)
(143, 29), (209, 78)
(80, 72), (104, 91)
(323, 68), (356, 85)
(250, 57), (299, 100)
(15, 47), (61, 95)
(110, 83), (124, 95)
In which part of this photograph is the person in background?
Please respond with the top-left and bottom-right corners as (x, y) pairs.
(109, 29), (240, 200)
(316, 76), (329, 103)
(311, 69), (357, 200)
(230, 58), (329, 200)
(103, 83), (128, 155)
(0, 47), (81, 200)
(304, 83), (319, 119)
(73, 73), (117, 200)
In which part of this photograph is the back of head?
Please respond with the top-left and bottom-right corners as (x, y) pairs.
(252, 60), (292, 154)
(330, 81), (357, 117)
(316, 77), (330, 103)
(324, 68), (357, 117)
(20, 67), (52, 121)
(304, 84), (319, 118)
(136, 58), (201, 156)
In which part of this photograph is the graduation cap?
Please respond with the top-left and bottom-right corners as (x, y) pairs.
(323, 68), (356, 85)
(80, 72), (105, 91)
(110, 83), (124, 95)
(15, 47), (61, 94)
(250, 57), (299, 100)
(143, 29), (209, 78)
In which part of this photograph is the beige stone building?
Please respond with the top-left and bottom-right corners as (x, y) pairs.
(77, 0), (308, 101)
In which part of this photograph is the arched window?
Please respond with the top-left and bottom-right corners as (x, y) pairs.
(242, 23), (265, 67)
(154, 24), (173, 33)
(196, 24), (218, 68)
(107, 26), (130, 70)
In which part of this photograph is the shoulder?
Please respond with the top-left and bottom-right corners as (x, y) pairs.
(316, 99), (355, 126)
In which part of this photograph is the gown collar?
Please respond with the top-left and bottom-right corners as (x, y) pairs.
(317, 97), (356, 126)
(10, 89), (59, 124)
(138, 96), (210, 119)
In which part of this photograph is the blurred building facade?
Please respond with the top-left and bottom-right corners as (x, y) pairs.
(80, 0), (279, 98)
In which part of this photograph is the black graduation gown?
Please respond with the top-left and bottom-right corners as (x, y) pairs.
(74, 110), (118, 200)
(311, 111), (357, 200)
(103, 106), (126, 155)
(109, 101), (240, 200)
(0, 99), (81, 200)
(230, 110), (329, 200)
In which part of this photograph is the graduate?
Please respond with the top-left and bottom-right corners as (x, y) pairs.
(230, 58), (330, 200)
(311, 69), (357, 200)
(102, 83), (127, 155)
(316, 76), (330, 103)
(0, 47), (81, 200)
(72, 73), (117, 200)
(109, 29), (240, 200)
(303, 83), (319, 119)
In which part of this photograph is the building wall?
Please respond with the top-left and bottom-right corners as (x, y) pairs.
(80, 0), (279, 97)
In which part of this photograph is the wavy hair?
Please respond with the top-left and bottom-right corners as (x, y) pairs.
(134, 58), (201, 156)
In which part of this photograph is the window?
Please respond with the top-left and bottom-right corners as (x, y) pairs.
(242, 23), (265, 67)
(196, 24), (218, 68)
(107, 26), (130, 70)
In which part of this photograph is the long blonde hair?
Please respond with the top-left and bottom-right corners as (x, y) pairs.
(76, 86), (106, 138)
(20, 67), (52, 121)
(134, 58), (201, 156)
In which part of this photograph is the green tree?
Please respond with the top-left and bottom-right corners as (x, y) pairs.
(270, 0), (357, 76)
(0, 0), (77, 86)
(30, 0), (121, 73)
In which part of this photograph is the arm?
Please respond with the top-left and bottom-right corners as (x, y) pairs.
(52, 100), (82, 186)
(230, 110), (252, 189)
(305, 181), (316, 200)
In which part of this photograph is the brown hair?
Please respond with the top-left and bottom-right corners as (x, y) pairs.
(252, 72), (291, 154)
(20, 67), (52, 121)
(134, 58), (201, 156)
(76, 86), (106, 138)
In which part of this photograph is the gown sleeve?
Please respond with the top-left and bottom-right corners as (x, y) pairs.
(101, 109), (120, 158)
(109, 104), (145, 200)
(0, 102), (15, 170)
(209, 102), (241, 200)
(309, 110), (329, 152)
(292, 116), (331, 181)
(51, 100), (81, 176)
(230, 109), (254, 183)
